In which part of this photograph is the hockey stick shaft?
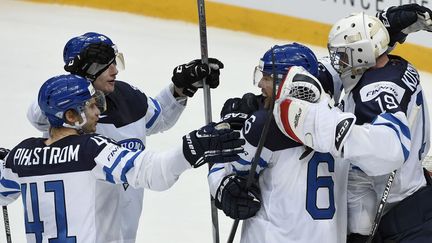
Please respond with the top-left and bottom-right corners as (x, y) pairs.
(366, 170), (396, 243)
(3, 206), (12, 243)
(196, 1), (220, 243)
(227, 48), (277, 243)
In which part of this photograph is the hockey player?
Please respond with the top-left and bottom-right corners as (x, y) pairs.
(26, 32), (224, 242)
(211, 4), (432, 242)
(208, 43), (357, 242)
(275, 12), (432, 242)
(0, 74), (244, 243)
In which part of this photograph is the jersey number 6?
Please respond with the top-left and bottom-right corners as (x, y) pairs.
(306, 152), (335, 220)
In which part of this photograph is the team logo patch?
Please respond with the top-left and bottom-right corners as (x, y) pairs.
(359, 81), (405, 103)
(118, 138), (145, 151)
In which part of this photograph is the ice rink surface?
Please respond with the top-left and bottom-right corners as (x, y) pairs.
(1, 1), (431, 242)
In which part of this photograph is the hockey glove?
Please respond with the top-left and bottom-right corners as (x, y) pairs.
(275, 66), (324, 103)
(182, 122), (245, 168)
(0, 148), (10, 160)
(171, 58), (224, 97)
(274, 95), (355, 157)
(273, 67), (355, 156)
(215, 174), (261, 220)
(220, 93), (260, 130)
(377, 4), (432, 47)
(64, 42), (116, 81)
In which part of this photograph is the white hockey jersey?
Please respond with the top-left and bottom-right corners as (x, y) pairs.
(26, 81), (186, 242)
(0, 133), (191, 243)
(342, 55), (430, 234)
(208, 110), (350, 243)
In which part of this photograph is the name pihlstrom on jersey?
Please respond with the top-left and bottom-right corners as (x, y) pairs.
(13, 145), (80, 166)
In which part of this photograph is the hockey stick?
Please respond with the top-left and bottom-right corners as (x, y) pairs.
(366, 170), (396, 243)
(3, 206), (12, 243)
(226, 48), (277, 243)
(196, 1), (220, 242)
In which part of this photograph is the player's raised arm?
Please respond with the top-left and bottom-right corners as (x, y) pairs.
(273, 66), (408, 176)
(377, 3), (432, 48)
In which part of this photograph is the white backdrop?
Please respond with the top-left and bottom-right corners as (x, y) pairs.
(0, 1), (431, 242)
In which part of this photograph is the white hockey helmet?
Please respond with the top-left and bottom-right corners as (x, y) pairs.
(327, 12), (390, 92)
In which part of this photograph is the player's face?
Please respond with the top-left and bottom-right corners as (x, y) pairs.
(92, 63), (118, 94)
(82, 98), (101, 133)
(258, 74), (274, 98)
(257, 74), (274, 108)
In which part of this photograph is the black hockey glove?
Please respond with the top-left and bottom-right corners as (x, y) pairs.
(220, 93), (260, 130)
(0, 148), (10, 160)
(171, 58), (224, 97)
(215, 174), (261, 220)
(346, 233), (369, 243)
(377, 4), (432, 47)
(64, 42), (116, 81)
(183, 122), (245, 168)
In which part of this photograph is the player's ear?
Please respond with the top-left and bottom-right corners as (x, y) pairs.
(64, 110), (81, 125)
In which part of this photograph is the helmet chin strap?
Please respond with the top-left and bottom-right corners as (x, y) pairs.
(62, 111), (88, 133)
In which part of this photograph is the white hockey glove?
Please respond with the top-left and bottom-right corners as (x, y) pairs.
(273, 66), (355, 156)
(377, 4), (432, 47)
(276, 66), (324, 103)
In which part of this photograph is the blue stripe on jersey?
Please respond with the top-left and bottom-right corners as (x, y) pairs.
(237, 157), (268, 168)
(146, 97), (161, 129)
(0, 178), (20, 190)
(379, 113), (411, 139)
(103, 150), (130, 183)
(208, 166), (224, 175)
(231, 165), (251, 177)
(373, 113), (411, 161)
(416, 92), (427, 160)
(0, 191), (20, 197)
(120, 150), (143, 183)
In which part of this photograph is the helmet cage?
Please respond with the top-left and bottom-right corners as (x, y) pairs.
(328, 39), (377, 77)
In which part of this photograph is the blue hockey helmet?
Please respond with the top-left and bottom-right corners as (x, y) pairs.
(38, 74), (104, 128)
(63, 32), (114, 64)
(63, 32), (125, 80)
(253, 43), (319, 85)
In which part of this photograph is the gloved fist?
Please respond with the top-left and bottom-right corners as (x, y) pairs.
(0, 148), (10, 160)
(182, 122), (245, 168)
(215, 174), (261, 220)
(220, 93), (259, 130)
(64, 42), (116, 80)
(377, 4), (432, 47)
(172, 58), (224, 97)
